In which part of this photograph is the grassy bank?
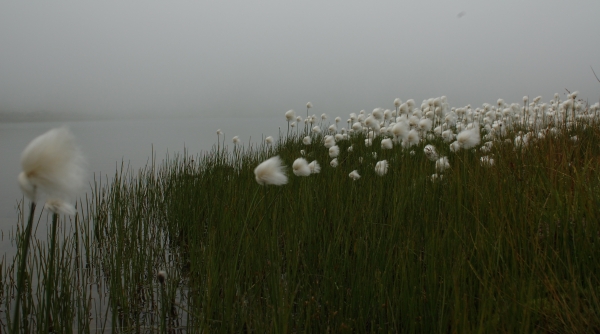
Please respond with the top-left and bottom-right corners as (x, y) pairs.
(3, 97), (600, 332)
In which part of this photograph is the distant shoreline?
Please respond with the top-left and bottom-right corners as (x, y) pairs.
(0, 111), (279, 123)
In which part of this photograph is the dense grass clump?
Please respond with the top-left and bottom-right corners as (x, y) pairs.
(3, 95), (600, 332)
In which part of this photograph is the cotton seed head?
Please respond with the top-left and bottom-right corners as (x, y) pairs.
(375, 160), (389, 176)
(293, 158), (311, 176)
(19, 127), (86, 202)
(254, 156), (288, 186)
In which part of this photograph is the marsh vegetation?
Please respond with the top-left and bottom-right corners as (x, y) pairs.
(2, 94), (600, 332)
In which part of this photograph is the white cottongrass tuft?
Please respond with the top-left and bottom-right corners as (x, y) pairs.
(423, 145), (438, 161)
(381, 138), (393, 150)
(292, 158), (311, 176)
(330, 158), (338, 167)
(418, 118), (433, 132)
(44, 198), (76, 215)
(449, 141), (461, 152)
(324, 135), (336, 148)
(217, 129), (223, 135)
(254, 156), (288, 186)
(303, 136), (312, 145)
(403, 129), (420, 148)
(232, 136), (241, 145)
(308, 160), (321, 174)
(442, 129), (455, 143)
(456, 123), (480, 149)
(285, 110), (295, 121)
(435, 157), (450, 172)
(329, 145), (340, 158)
(300, 149), (306, 156)
(18, 127), (86, 202)
(312, 126), (321, 133)
(375, 160), (388, 176)
(265, 136), (274, 145)
(349, 170), (361, 181)
(365, 116), (380, 132)
(392, 121), (409, 141)
(347, 145), (354, 152)
(480, 156), (495, 167)
(307, 102), (313, 109)
(365, 138), (372, 147)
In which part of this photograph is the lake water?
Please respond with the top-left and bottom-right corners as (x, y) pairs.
(0, 115), (289, 254)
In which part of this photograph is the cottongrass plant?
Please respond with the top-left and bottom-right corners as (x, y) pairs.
(14, 126), (85, 333)
(5, 92), (600, 332)
(254, 156), (288, 185)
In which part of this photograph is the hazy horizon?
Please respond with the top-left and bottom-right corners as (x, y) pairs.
(1, 1), (599, 119)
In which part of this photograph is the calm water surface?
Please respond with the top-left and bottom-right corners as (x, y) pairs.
(0, 115), (285, 254)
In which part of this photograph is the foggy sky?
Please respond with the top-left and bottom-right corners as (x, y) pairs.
(1, 1), (599, 119)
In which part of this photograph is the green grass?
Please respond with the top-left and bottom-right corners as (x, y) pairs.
(2, 120), (600, 332)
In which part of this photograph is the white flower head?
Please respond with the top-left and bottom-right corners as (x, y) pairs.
(435, 157), (450, 172)
(381, 138), (393, 150)
(324, 135), (336, 148)
(449, 141), (461, 152)
(329, 145), (340, 158)
(303, 136), (312, 145)
(306, 102), (313, 109)
(44, 198), (76, 215)
(312, 126), (321, 134)
(217, 129), (223, 135)
(232, 136), (241, 145)
(285, 110), (295, 121)
(308, 160), (321, 174)
(349, 170), (361, 180)
(418, 118), (433, 132)
(375, 160), (388, 176)
(480, 156), (495, 167)
(330, 158), (338, 167)
(424, 145), (438, 161)
(392, 121), (409, 141)
(292, 158), (311, 176)
(265, 136), (274, 145)
(456, 123), (480, 149)
(19, 127), (86, 201)
(254, 156), (288, 185)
